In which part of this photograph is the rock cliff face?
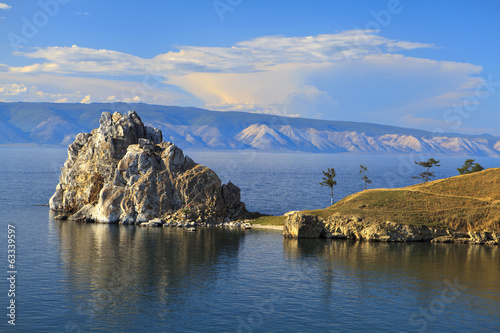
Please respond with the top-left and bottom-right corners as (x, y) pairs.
(283, 213), (500, 245)
(49, 111), (246, 224)
(282, 214), (325, 238)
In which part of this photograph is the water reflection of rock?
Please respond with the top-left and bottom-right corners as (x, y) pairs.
(52, 213), (245, 326)
(283, 238), (500, 305)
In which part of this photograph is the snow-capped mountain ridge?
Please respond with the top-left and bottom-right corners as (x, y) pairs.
(1, 102), (498, 156)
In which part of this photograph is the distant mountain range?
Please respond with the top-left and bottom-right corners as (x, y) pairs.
(1, 102), (499, 156)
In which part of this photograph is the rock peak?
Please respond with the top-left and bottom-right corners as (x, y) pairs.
(49, 111), (246, 224)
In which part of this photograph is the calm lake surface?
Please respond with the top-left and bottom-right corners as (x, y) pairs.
(1, 147), (499, 332)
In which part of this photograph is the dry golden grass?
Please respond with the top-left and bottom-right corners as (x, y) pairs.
(303, 168), (500, 231)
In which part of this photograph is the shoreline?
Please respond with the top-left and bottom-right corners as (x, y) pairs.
(251, 224), (283, 231)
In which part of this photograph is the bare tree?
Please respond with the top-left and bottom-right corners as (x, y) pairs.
(359, 164), (372, 190)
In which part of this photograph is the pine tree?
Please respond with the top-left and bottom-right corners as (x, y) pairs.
(413, 158), (440, 182)
(457, 159), (484, 175)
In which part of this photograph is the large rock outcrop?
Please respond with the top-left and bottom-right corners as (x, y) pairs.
(49, 111), (246, 224)
(282, 214), (325, 238)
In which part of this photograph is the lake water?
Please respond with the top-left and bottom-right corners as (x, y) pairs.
(1, 147), (499, 332)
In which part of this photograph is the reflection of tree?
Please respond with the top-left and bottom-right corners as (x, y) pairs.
(53, 214), (245, 328)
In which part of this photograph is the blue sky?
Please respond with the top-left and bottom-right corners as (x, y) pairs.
(0, 0), (499, 135)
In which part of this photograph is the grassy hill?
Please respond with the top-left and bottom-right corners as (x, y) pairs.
(254, 168), (500, 232)
(301, 168), (500, 231)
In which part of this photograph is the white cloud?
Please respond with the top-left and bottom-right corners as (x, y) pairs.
(283, 85), (339, 119)
(55, 98), (69, 103)
(11, 30), (437, 76)
(0, 73), (197, 106)
(0, 3), (11, 10)
(123, 96), (141, 103)
(12, 45), (148, 75)
(0, 83), (28, 95)
(0, 83), (79, 103)
(0, 30), (487, 132)
(80, 95), (91, 104)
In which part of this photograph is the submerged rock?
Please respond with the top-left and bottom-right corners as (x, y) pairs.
(49, 111), (246, 224)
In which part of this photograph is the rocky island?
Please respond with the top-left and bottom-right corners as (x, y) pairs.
(49, 111), (246, 225)
(49, 110), (500, 245)
(282, 168), (500, 245)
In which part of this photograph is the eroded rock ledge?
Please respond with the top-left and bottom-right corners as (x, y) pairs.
(49, 111), (246, 224)
(283, 213), (500, 245)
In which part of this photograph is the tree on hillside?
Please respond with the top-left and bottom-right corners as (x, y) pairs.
(320, 168), (337, 206)
(413, 158), (440, 182)
(359, 164), (372, 190)
(457, 159), (484, 175)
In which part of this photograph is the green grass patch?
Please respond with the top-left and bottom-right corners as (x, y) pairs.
(249, 215), (287, 226)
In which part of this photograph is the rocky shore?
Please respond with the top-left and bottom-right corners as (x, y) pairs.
(50, 111), (247, 224)
(283, 213), (500, 245)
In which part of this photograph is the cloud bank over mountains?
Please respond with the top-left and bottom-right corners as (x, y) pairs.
(0, 30), (490, 134)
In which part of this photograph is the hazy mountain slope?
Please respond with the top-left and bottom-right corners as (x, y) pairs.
(29, 116), (85, 145)
(0, 102), (499, 156)
(0, 119), (29, 143)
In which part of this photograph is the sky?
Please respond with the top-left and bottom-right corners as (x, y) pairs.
(0, 0), (499, 135)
